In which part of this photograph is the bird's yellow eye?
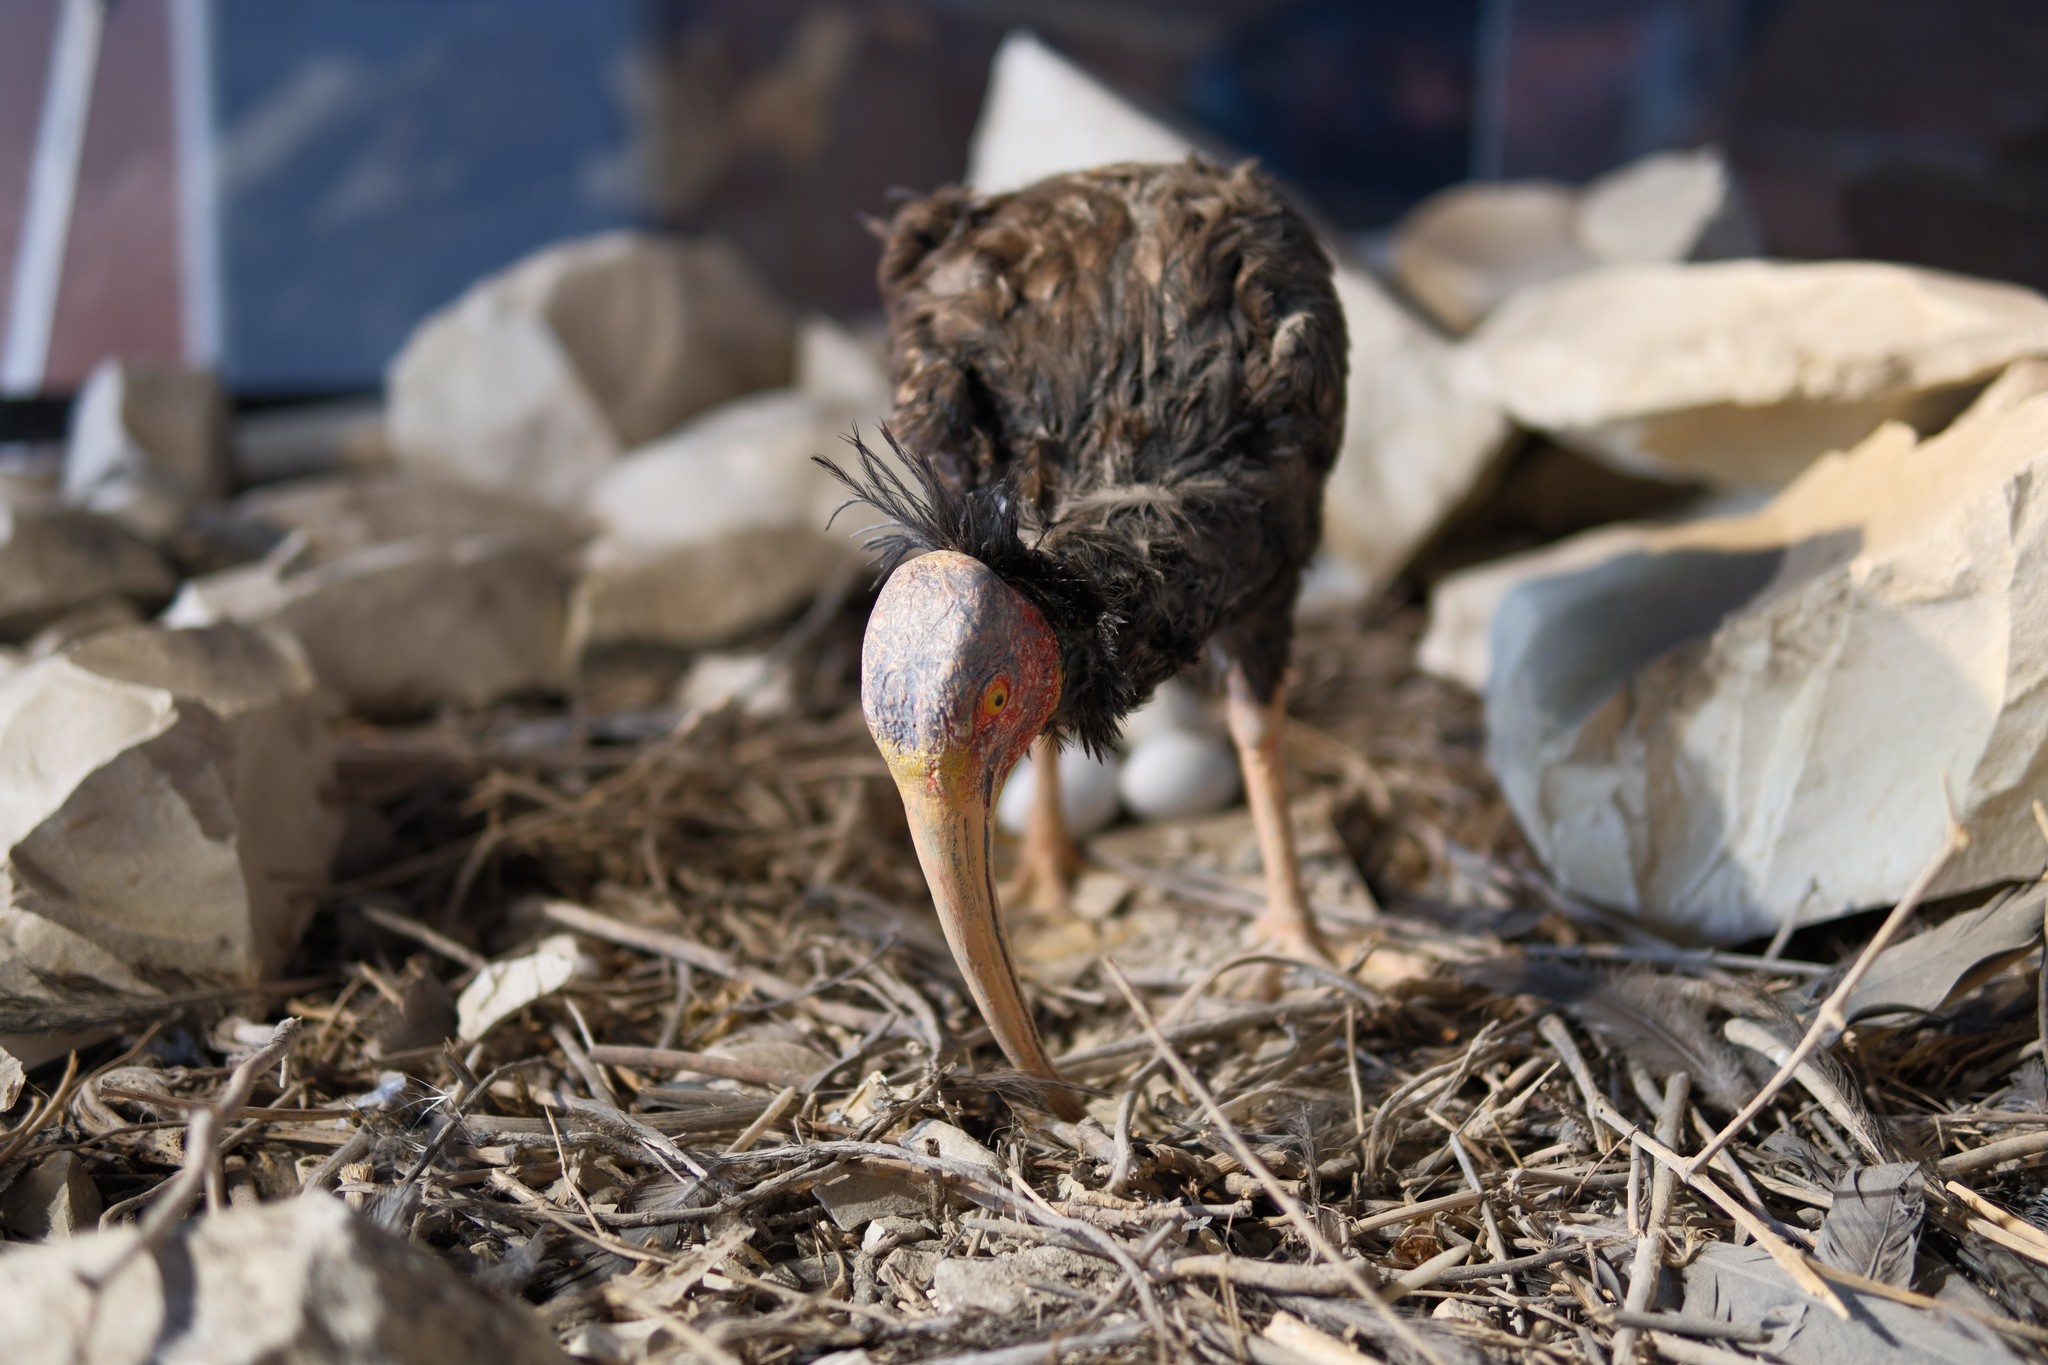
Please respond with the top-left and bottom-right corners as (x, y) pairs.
(982, 679), (1010, 716)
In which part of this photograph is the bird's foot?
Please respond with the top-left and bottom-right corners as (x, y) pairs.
(1002, 817), (1083, 917)
(1224, 907), (1335, 1000)
(1003, 733), (1083, 917)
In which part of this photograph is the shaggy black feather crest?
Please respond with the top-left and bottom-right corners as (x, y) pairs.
(815, 428), (1131, 756)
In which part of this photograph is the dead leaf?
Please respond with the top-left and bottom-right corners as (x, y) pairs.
(456, 934), (584, 1042)
(0, 1044), (22, 1111)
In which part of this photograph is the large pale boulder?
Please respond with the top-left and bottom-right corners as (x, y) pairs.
(1419, 520), (1670, 693)
(1483, 362), (2048, 942)
(1466, 259), (2048, 489)
(1392, 148), (1755, 335)
(1321, 270), (1512, 591)
(232, 471), (584, 561)
(0, 1195), (572, 1365)
(1392, 181), (1591, 334)
(1576, 147), (1756, 265)
(388, 232), (794, 506)
(167, 533), (568, 717)
(0, 502), (174, 639)
(966, 32), (1204, 195)
(167, 473), (581, 716)
(964, 31), (1509, 598)
(0, 625), (338, 1062)
(569, 318), (890, 657)
(231, 397), (389, 485)
(63, 359), (230, 541)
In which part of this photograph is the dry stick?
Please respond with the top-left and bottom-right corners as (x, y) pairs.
(724, 1086), (798, 1154)
(543, 899), (879, 1032)
(353, 900), (488, 972)
(1055, 1000), (1334, 1076)
(1352, 1188), (1486, 1234)
(1102, 961), (1448, 1365)
(0, 1051), (79, 1166)
(1611, 1071), (1692, 1365)
(116, 1018), (302, 1256)
(912, 1323), (1151, 1365)
(1684, 820), (1968, 1178)
(585, 1044), (805, 1089)
(1946, 1181), (2048, 1268)
(1940, 1128), (2048, 1176)
(1538, 1014), (1847, 1318)
(1106, 1057), (1165, 1197)
(1721, 1017), (1892, 1165)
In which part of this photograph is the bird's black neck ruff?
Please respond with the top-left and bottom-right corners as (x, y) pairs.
(817, 428), (1129, 756)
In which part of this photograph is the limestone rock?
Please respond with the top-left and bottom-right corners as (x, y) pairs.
(569, 392), (852, 655)
(231, 398), (390, 485)
(1392, 149), (1755, 335)
(931, 1245), (1111, 1316)
(0, 625), (338, 1063)
(167, 531), (569, 717)
(0, 1194), (571, 1365)
(1392, 181), (1591, 334)
(1486, 362), (2048, 942)
(814, 1172), (927, 1232)
(0, 503), (174, 641)
(1576, 147), (1756, 266)
(388, 232), (794, 506)
(1420, 520), (1683, 692)
(231, 471), (584, 562)
(898, 1119), (1003, 1173)
(569, 320), (891, 659)
(0, 1152), (100, 1240)
(964, 30), (1510, 596)
(966, 32), (1203, 195)
(1468, 259), (2048, 489)
(167, 470), (579, 717)
(63, 360), (229, 541)
(1323, 268), (1513, 590)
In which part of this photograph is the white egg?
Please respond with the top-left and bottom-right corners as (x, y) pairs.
(995, 745), (1122, 837)
(1118, 676), (1216, 747)
(1118, 731), (1241, 822)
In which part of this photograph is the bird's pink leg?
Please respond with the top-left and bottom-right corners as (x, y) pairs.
(1008, 733), (1080, 915)
(1225, 665), (1331, 969)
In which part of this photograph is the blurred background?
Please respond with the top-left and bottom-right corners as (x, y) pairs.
(6, 0), (2046, 413)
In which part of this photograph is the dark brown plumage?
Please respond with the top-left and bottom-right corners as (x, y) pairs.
(818, 157), (1348, 1112)
(830, 156), (1347, 753)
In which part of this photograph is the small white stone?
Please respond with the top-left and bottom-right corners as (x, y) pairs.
(1118, 676), (1214, 747)
(994, 745), (1120, 838)
(1118, 732), (1241, 822)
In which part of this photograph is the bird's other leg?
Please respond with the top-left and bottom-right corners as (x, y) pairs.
(1008, 733), (1080, 916)
(1225, 662), (1330, 968)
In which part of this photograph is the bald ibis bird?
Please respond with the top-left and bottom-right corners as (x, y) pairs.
(822, 157), (1347, 1118)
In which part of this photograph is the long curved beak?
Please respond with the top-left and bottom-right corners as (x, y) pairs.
(893, 772), (1085, 1121)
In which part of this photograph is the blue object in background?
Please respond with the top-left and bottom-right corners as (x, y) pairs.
(212, 0), (645, 391)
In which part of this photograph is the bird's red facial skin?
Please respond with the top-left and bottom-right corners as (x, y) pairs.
(861, 551), (1060, 801)
(860, 550), (1075, 1114)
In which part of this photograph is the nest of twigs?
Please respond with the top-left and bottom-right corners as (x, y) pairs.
(9, 606), (2048, 1363)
